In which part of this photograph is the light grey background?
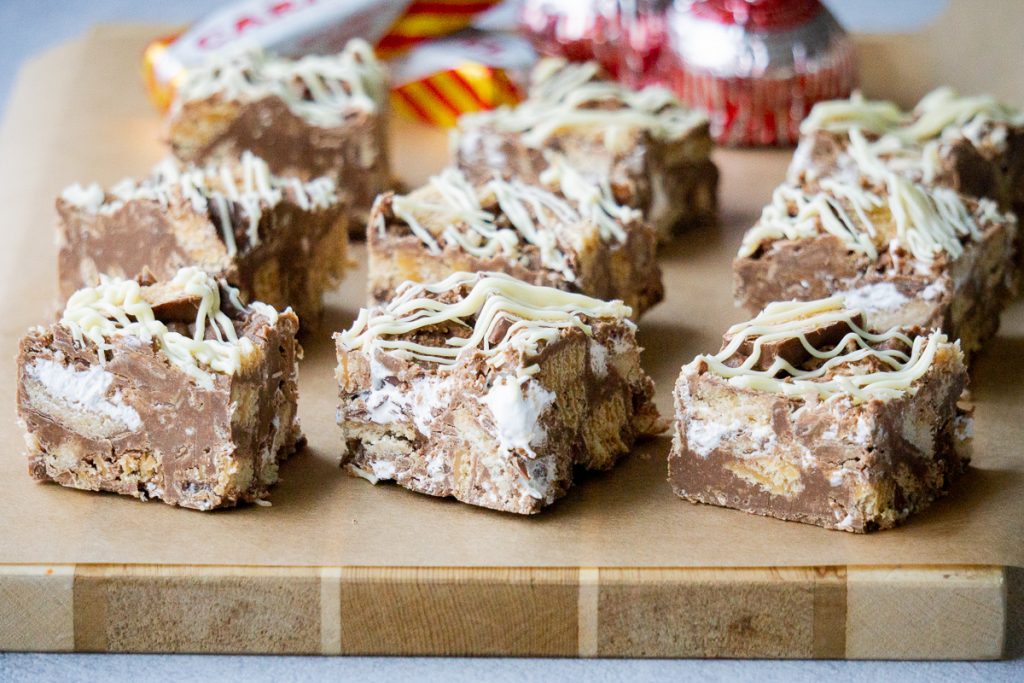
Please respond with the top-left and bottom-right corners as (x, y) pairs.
(0, 1), (1018, 680)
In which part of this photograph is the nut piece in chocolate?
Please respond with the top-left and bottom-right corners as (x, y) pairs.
(335, 271), (664, 514)
(669, 296), (971, 532)
(17, 268), (303, 510)
(58, 151), (349, 327)
(453, 58), (718, 242)
(367, 161), (663, 318)
(166, 39), (391, 229)
(733, 127), (1018, 359)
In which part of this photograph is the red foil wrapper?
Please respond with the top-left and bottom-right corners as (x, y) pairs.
(519, 0), (670, 87)
(662, 0), (857, 146)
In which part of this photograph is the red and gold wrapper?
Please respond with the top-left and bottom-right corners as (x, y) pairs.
(389, 32), (530, 126)
(519, 0), (670, 87)
(141, 0), (512, 120)
(661, 0), (857, 146)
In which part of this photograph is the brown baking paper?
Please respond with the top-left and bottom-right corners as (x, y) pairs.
(0, 24), (1021, 569)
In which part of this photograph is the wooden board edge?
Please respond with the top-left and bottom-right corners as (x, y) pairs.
(0, 563), (1010, 658)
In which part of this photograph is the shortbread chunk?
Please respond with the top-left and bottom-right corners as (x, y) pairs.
(17, 268), (302, 510)
(669, 297), (971, 532)
(368, 161), (663, 318)
(335, 272), (663, 514)
(733, 128), (1018, 358)
(58, 151), (348, 326)
(167, 40), (390, 228)
(453, 58), (717, 242)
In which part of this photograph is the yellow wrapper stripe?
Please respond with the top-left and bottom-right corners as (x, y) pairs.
(392, 63), (521, 127)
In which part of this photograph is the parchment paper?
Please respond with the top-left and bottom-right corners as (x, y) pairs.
(0, 24), (1020, 569)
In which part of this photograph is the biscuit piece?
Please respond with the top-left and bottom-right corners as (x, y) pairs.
(17, 268), (302, 510)
(453, 58), (717, 242)
(669, 297), (971, 532)
(335, 272), (663, 514)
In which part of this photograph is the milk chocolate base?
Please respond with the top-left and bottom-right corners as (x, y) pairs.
(17, 307), (303, 511)
(367, 193), (664, 319)
(336, 322), (662, 515)
(668, 345), (970, 532)
(732, 218), (1015, 358)
(453, 122), (718, 242)
(168, 95), (391, 232)
(57, 192), (349, 328)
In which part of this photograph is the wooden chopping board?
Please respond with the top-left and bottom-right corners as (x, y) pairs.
(0, 25), (1019, 659)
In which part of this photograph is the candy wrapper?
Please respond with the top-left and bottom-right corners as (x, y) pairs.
(142, 0), (515, 121)
(519, 0), (670, 87)
(662, 0), (857, 146)
(388, 31), (533, 126)
(517, 0), (857, 146)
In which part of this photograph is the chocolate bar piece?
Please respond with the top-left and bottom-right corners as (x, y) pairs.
(452, 58), (718, 242)
(733, 128), (1018, 358)
(335, 271), (663, 514)
(17, 268), (302, 510)
(58, 151), (348, 326)
(367, 161), (663, 318)
(166, 40), (390, 229)
(669, 297), (971, 532)
(792, 88), (1024, 213)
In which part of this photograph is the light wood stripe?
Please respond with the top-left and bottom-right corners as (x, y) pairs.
(846, 565), (1006, 660)
(0, 565), (74, 651)
(319, 566), (343, 655)
(577, 567), (600, 657)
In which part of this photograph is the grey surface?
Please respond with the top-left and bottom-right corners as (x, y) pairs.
(0, 0), (1019, 680)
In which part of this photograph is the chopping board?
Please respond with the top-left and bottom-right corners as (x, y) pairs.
(0, 25), (1020, 659)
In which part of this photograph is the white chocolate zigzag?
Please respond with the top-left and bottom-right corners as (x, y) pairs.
(458, 58), (706, 152)
(691, 297), (950, 403)
(61, 151), (337, 258)
(61, 267), (275, 388)
(174, 39), (387, 125)
(337, 271), (633, 377)
(740, 128), (1004, 263)
(387, 160), (638, 282)
(800, 88), (1023, 141)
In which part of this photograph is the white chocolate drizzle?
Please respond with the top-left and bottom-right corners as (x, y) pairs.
(800, 88), (1023, 141)
(61, 151), (337, 257)
(741, 128), (998, 263)
(457, 58), (706, 151)
(174, 39), (387, 126)
(387, 163), (637, 281)
(690, 297), (950, 403)
(60, 267), (276, 389)
(338, 271), (633, 377)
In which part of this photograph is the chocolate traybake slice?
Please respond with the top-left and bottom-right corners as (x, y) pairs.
(17, 268), (302, 510)
(167, 39), (390, 229)
(335, 271), (663, 514)
(669, 296), (971, 532)
(452, 58), (717, 242)
(58, 151), (348, 327)
(792, 88), (1024, 293)
(368, 160), (663, 318)
(792, 88), (1024, 215)
(734, 128), (1018, 358)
